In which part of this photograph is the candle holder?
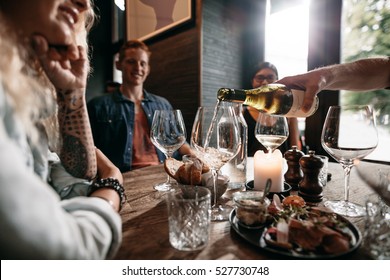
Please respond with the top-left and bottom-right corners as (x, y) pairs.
(246, 180), (292, 200)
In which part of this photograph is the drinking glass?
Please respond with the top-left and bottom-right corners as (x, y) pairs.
(363, 194), (390, 259)
(150, 109), (186, 191)
(167, 186), (211, 251)
(191, 102), (241, 221)
(254, 113), (289, 153)
(321, 105), (378, 217)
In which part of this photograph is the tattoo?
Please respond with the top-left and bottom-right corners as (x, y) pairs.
(61, 134), (89, 178)
(57, 89), (97, 179)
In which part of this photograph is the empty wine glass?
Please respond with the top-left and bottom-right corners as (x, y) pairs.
(356, 161), (390, 206)
(254, 113), (289, 153)
(321, 105), (378, 217)
(150, 109), (187, 191)
(355, 106), (390, 206)
(191, 102), (241, 221)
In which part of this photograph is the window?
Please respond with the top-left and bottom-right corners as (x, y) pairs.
(113, 0), (126, 83)
(265, 0), (310, 78)
(264, 0), (311, 147)
(341, 0), (390, 162)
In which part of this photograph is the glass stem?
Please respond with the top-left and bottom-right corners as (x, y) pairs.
(342, 163), (353, 202)
(165, 153), (172, 184)
(211, 169), (218, 207)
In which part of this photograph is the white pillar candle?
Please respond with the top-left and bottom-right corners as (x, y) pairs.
(254, 149), (284, 192)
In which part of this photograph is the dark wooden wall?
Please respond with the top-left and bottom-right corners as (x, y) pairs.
(143, 0), (201, 138)
(144, 0), (266, 136)
(144, 26), (200, 138)
(201, 0), (243, 107)
(201, 0), (267, 106)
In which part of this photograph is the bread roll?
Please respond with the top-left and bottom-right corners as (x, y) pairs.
(164, 157), (208, 185)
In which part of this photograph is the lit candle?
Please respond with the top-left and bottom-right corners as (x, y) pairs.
(254, 149), (285, 192)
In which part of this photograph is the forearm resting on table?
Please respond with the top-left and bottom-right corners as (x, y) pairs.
(91, 148), (124, 212)
(96, 147), (123, 184)
(89, 188), (121, 212)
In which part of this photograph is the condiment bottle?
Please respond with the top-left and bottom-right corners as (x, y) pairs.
(284, 146), (304, 190)
(217, 83), (319, 117)
(298, 150), (324, 203)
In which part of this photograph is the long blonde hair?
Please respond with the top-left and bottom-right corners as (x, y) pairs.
(0, 2), (97, 151)
(0, 12), (53, 144)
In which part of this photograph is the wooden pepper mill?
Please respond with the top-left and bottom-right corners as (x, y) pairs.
(284, 146), (304, 191)
(298, 150), (324, 203)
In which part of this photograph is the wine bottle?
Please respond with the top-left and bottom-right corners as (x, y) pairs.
(217, 83), (319, 117)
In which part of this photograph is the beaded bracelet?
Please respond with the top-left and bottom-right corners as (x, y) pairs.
(89, 177), (126, 210)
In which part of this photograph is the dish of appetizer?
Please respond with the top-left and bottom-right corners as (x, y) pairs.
(229, 194), (362, 259)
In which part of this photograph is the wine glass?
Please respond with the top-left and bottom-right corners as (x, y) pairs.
(254, 113), (289, 153)
(321, 105), (378, 217)
(150, 109), (187, 191)
(356, 161), (390, 206)
(191, 102), (241, 221)
(355, 107), (390, 206)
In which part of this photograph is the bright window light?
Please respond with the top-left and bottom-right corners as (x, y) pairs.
(115, 0), (125, 11)
(265, 0), (310, 79)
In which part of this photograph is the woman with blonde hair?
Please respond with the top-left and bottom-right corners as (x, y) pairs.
(0, 0), (122, 259)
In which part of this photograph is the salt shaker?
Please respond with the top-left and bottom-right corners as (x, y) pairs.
(298, 150), (324, 203)
(284, 146), (304, 190)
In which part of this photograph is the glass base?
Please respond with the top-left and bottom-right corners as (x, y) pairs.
(153, 182), (172, 192)
(211, 204), (233, 222)
(324, 200), (366, 217)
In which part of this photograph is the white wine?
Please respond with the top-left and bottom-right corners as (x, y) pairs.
(217, 83), (319, 117)
(255, 135), (288, 152)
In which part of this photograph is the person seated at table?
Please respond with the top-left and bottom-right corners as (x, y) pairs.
(0, 0), (122, 259)
(244, 62), (302, 156)
(33, 0), (125, 202)
(31, 0), (97, 183)
(87, 39), (192, 173)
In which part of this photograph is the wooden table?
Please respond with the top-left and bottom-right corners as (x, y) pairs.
(114, 161), (385, 260)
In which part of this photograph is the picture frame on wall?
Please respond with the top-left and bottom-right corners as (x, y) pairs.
(126, 0), (194, 41)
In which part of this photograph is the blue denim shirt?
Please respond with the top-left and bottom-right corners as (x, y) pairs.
(87, 90), (178, 172)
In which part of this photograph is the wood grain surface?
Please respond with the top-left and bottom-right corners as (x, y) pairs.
(114, 161), (385, 260)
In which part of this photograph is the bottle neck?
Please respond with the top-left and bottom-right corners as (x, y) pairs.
(217, 88), (247, 103)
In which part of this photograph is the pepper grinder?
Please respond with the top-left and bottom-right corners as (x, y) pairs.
(298, 150), (324, 203)
(284, 146), (304, 190)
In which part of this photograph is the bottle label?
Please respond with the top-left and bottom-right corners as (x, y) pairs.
(287, 90), (318, 117)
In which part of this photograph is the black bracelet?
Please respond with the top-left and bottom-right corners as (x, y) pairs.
(89, 177), (126, 210)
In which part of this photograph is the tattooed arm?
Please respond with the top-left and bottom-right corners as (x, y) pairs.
(56, 88), (97, 179)
(32, 35), (97, 180)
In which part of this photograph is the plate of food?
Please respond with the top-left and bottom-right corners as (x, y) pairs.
(229, 195), (362, 259)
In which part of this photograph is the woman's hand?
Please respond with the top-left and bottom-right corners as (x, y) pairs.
(31, 34), (89, 92)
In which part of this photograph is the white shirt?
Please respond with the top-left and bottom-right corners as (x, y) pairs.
(0, 84), (122, 259)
